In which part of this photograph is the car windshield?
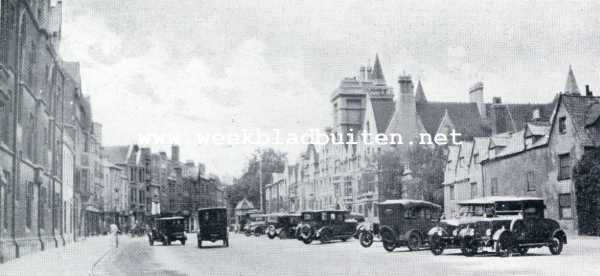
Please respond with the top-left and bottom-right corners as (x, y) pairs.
(458, 205), (490, 217)
(302, 213), (313, 221)
(160, 219), (184, 232)
(201, 210), (225, 223)
(495, 201), (524, 215)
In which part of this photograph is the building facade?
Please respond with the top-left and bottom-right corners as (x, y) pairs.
(444, 69), (600, 233)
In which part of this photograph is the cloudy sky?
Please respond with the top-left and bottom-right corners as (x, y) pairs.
(59, 0), (600, 179)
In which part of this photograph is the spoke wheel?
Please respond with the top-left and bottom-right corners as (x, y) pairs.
(320, 230), (331, 244)
(383, 241), (396, 252)
(549, 237), (563, 255)
(496, 233), (514, 257)
(407, 232), (422, 251)
(360, 232), (374, 248)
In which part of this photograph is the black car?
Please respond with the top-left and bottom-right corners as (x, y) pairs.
(378, 199), (442, 252)
(148, 216), (187, 246)
(429, 196), (567, 257)
(197, 207), (229, 248)
(297, 210), (358, 244)
(266, 213), (301, 239)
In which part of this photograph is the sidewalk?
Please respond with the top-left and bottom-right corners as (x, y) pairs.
(0, 235), (131, 276)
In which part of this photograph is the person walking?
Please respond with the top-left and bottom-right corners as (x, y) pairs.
(110, 223), (120, 248)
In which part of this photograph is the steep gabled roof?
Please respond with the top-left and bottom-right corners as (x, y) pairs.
(370, 98), (395, 133)
(559, 95), (600, 146)
(415, 80), (427, 103)
(417, 102), (490, 139)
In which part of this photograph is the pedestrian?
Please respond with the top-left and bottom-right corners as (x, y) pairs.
(110, 223), (119, 248)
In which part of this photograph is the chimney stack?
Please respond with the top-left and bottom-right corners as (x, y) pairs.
(171, 145), (180, 162)
(586, 85), (593, 96)
(492, 97), (502, 104)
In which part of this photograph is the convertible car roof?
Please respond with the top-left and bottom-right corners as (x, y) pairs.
(266, 212), (301, 217)
(156, 216), (185, 220)
(458, 196), (544, 205)
(198, 207), (226, 211)
(379, 199), (441, 209)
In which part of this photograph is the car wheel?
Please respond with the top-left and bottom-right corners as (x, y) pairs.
(360, 232), (374, 248)
(496, 232), (514, 257)
(302, 237), (313, 244)
(149, 239), (154, 246)
(407, 232), (422, 251)
(518, 247), (529, 256)
(383, 241), (396, 252)
(320, 230), (331, 244)
(549, 237), (563, 255)
(198, 240), (202, 248)
(162, 237), (168, 246)
(244, 231), (251, 237)
(429, 234), (444, 256)
(461, 237), (477, 257)
(181, 239), (186, 245)
(267, 232), (276, 239)
(224, 238), (229, 247)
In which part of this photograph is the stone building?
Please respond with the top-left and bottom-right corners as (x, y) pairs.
(281, 54), (553, 221)
(0, 0), (93, 262)
(444, 68), (600, 233)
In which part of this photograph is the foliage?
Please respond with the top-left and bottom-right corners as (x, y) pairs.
(376, 145), (445, 206)
(573, 148), (600, 236)
(225, 148), (287, 210)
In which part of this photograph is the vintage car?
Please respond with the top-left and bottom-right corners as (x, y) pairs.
(243, 213), (268, 236)
(197, 208), (229, 248)
(148, 216), (187, 246)
(428, 196), (567, 256)
(265, 213), (301, 239)
(378, 199), (442, 252)
(297, 210), (358, 244)
(294, 210), (320, 241)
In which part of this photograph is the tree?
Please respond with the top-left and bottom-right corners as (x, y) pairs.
(376, 145), (445, 206)
(225, 148), (287, 211)
(573, 148), (600, 236)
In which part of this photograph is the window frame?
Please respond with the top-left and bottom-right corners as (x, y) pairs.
(558, 193), (572, 220)
(558, 153), (571, 180)
(558, 116), (567, 134)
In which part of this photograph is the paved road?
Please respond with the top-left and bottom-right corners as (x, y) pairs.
(95, 233), (600, 276)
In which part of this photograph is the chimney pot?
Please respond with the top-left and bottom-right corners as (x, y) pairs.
(586, 85), (593, 96)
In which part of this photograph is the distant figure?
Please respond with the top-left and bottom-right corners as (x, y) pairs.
(110, 223), (119, 248)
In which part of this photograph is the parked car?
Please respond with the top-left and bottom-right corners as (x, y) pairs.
(243, 213), (267, 236)
(428, 196), (567, 257)
(148, 216), (187, 246)
(265, 213), (301, 239)
(378, 199), (442, 252)
(297, 210), (358, 244)
(197, 207), (229, 248)
(295, 210), (320, 241)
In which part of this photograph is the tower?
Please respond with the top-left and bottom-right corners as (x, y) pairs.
(564, 66), (580, 95)
(469, 82), (486, 119)
(385, 73), (420, 142)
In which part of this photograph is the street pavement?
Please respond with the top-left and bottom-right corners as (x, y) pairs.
(0, 235), (128, 276)
(90, 233), (600, 276)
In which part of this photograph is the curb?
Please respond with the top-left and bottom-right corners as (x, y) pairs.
(88, 244), (118, 276)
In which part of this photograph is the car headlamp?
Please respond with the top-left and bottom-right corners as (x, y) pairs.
(485, 229), (492, 236)
(452, 229), (459, 236)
